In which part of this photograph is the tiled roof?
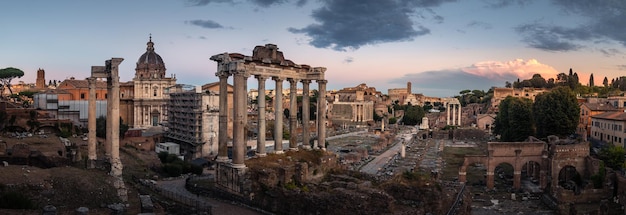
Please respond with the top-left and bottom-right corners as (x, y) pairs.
(592, 111), (626, 121)
(59, 79), (107, 89)
(582, 102), (617, 111)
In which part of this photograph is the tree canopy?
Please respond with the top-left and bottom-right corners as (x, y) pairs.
(533, 87), (579, 138)
(0, 67), (24, 95)
(494, 96), (534, 141)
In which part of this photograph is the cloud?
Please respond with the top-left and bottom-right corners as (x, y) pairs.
(185, 19), (227, 29)
(288, 0), (459, 51)
(467, 21), (492, 30)
(482, 0), (532, 8)
(514, 23), (590, 51)
(185, 0), (233, 6)
(617, 65), (626, 71)
(343, 57), (353, 64)
(515, 0), (626, 52)
(463, 59), (558, 80)
(599, 48), (622, 57)
(184, 0), (306, 7)
(389, 59), (558, 97)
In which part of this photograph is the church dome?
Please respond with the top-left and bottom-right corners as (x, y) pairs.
(135, 36), (166, 79)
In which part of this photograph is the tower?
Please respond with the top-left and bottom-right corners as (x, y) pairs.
(36, 68), (45, 89)
(407, 81), (412, 95)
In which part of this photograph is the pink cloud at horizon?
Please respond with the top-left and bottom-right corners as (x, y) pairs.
(462, 59), (559, 81)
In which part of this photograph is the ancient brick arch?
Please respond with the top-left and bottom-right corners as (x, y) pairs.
(459, 141), (548, 190)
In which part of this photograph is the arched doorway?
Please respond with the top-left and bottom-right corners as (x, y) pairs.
(465, 162), (487, 187)
(494, 162), (514, 191)
(558, 165), (581, 194)
(522, 161), (541, 185)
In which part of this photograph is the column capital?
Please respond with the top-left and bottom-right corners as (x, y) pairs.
(301, 79), (311, 84)
(255, 75), (268, 81)
(287, 78), (300, 84)
(216, 71), (230, 78)
(317, 79), (327, 84)
(272, 76), (284, 82)
(232, 70), (250, 78)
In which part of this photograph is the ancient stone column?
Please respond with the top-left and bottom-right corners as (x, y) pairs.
(105, 74), (113, 159)
(87, 77), (97, 167)
(216, 73), (229, 162)
(288, 78), (298, 151)
(446, 103), (450, 125)
(256, 75), (267, 157)
(486, 171), (495, 190)
(317, 80), (327, 150)
(458, 104), (462, 126)
(301, 80), (311, 149)
(232, 71), (247, 168)
(273, 77), (284, 154)
(452, 104), (456, 126)
(513, 170), (521, 190)
(107, 58), (124, 177)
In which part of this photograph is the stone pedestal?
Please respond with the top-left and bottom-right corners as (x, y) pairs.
(215, 161), (248, 194)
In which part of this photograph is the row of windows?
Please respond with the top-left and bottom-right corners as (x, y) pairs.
(593, 131), (623, 144)
(80, 93), (107, 99)
(592, 121), (625, 132)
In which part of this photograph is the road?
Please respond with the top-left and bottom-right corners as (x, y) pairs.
(157, 178), (261, 215)
(360, 127), (416, 175)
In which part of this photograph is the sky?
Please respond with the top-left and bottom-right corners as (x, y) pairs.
(2, 0), (626, 97)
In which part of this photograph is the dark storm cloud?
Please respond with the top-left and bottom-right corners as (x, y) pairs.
(289, 0), (449, 51)
(185, 20), (226, 29)
(514, 23), (591, 51)
(516, 0), (626, 52)
(389, 69), (511, 96)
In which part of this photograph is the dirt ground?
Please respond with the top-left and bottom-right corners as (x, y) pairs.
(0, 133), (163, 214)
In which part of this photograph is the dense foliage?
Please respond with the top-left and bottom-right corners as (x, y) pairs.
(533, 87), (579, 138)
(157, 151), (203, 177)
(597, 145), (625, 170)
(494, 96), (534, 141)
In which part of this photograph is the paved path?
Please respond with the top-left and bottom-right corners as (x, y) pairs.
(360, 127), (415, 175)
(157, 178), (261, 215)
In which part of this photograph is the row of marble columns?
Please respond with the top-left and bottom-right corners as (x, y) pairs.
(446, 103), (462, 126)
(216, 72), (327, 169)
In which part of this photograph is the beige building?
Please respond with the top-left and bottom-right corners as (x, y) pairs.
(476, 114), (496, 133)
(490, 87), (549, 110)
(590, 111), (626, 147)
(125, 37), (177, 128)
(578, 102), (618, 140)
(329, 84), (378, 125)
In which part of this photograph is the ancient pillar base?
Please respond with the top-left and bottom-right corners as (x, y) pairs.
(273, 150), (284, 154)
(216, 156), (230, 163)
(255, 153), (267, 158)
(215, 162), (248, 195)
(302, 145), (311, 150)
(88, 159), (96, 169)
(109, 158), (123, 177)
(289, 147), (298, 151)
(113, 177), (128, 202)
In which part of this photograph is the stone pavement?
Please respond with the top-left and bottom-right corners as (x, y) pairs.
(157, 178), (261, 215)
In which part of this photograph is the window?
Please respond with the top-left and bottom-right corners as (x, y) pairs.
(153, 88), (157, 97)
(105, 93), (107, 99)
(80, 93), (85, 99)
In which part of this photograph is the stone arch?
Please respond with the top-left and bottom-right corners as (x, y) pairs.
(36, 125), (60, 134)
(492, 161), (515, 190)
(459, 156), (487, 185)
(521, 160), (542, 185)
(558, 165), (582, 193)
